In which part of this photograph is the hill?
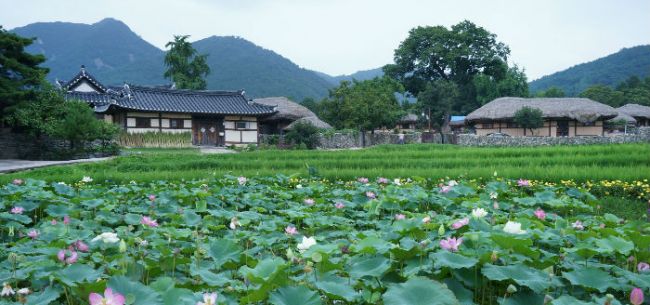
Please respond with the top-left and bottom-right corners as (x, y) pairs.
(11, 18), (333, 100)
(529, 45), (650, 95)
(316, 67), (384, 85)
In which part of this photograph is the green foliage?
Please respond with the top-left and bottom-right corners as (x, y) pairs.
(48, 100), (104, 149)
(417, 80), (459, 132)
(284, 121), (320, 149)
(474, 65), (529, 105)
(534, 86), (565, 97)
(530, 45), (650, 96)
(164, 35), (210, 90)
(0, 26), (48, 119)
(319, 77), (404, 130)
(514, 106), (544, 135)
(580, 76), (650, 107)
(118, 131), (192, 148)
(5, 86), (65, 136)
(579, 85), (625, 107)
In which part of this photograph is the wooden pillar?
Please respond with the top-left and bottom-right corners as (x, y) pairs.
(158, 113), (162, 132)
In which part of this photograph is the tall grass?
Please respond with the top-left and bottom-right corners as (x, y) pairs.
(118, 131), (192, 148)
(3, 143), (649, 183)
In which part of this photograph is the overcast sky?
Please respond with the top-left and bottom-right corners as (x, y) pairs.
(2, 0), (649, 80)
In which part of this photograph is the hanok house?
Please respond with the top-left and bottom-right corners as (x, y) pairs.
(465, 97), (617, 137)
(58, 66), (276, 146)
(617, 104), (650, 127)
(252, 97), (331, 134)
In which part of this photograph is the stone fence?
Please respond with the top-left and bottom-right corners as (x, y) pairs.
(0, 128), (116, 160)
(458, 127), (650, 147)
(259, 131), (455, 149)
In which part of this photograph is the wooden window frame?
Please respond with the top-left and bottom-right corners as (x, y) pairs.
(235, 121), (248, 129)
(135, 117), (152, 128)
(169, 118), (185, 129)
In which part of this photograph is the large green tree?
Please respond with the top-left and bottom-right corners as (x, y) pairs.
(0, 26), (48, 122)
(579, 85), (625, 107)
(579, 76), (650, 107)
(164, 35), (210, 90)
(474, 65), (529, 106)
(319, 77), (404, 132)
(384, 20), (515, 113)
(417, 80), (459, 133)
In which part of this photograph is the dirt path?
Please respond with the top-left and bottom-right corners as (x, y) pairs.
(0, 158), (111, 173)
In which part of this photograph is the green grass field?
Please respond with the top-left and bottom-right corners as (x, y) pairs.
(2, 143), (650, 184)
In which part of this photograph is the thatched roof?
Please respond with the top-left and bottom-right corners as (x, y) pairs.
(253, 97), (316, 121)
(466, 97), (617, 123)
(398, 113), (418, 123)
(618, 104), (650, 119)
(607, 111), (637, 124)
(285, 116), (332, 130)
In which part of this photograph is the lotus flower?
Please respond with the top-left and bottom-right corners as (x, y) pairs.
(148, 194), (156, 201)
(447, 180), (458, 186)
(631, 287), (644, 305)
(16, 288), (30, 295)
(81, 176), (93, 183)
(197, 292), (218, 305)
(63, 215), (71, 225)
(517, 179), (530, 187)
(451, 218), (469, 230)
(89, 288), (125, 305)
(534, 208), (546, 220)
(440, 185), (452, 193)
(334, 202), (345, 209)
(74, 240), (89, 252)
(395, 214), (406, 220)
(471, 208), (487, 218)
(92, 232), (120, 244)
(393, 178), (402, 186)
(51, 219), (57, 225)
(297, 236), (317, 252)
(1, 283), (14, 296)
(12, 179), (23, 185)
(27, 229), (39, 239)
(140, 216), (159, 227)
(285, 225), (298, 235)
(572, 220), (584, 231)
(304, 198), (315, 206)
(229, 217), (240, 230)
(366, 191), (376, 199)
(439, 237), (463, 252)
(639, 262), (650, 273)
(377, 177), (389, 184)
(357, 177), (369, 184)
(489, 192), (498, 200)
(422, 216), (431, 224)
(237, 176), (247, 185)
(503, 221), (527, 234)
(57, 249), (78, 264)
(10, 206), (24, 214)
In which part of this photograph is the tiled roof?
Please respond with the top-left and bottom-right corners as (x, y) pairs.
(64, 91), (114, 105)
(58, 66), (109, 93)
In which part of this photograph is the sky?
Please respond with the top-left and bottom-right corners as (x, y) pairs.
(1, 0), (649, 80)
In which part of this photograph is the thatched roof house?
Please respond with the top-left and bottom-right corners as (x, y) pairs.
(253, 97), (331, 133)
(607, 112), (636, 124)
(466, 97), (617, 137)
(617, 104), (650, 126)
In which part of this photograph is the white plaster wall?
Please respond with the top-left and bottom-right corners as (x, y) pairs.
(225, 130), (241, 142)
(224, 121), (235, 129)
(127, 128), (159, 133)
(241, 130), (258, 142)
(127, 118), (136, 127)
(151, 119), (160, 128)
(161, 119), (170, 128)
(72, 81), (97, 92)
(183, 120), (192, 128)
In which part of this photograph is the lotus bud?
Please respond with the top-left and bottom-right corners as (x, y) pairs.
(490, 251), (498, 263)
(8, 226), (14, 237)
(438, 224), (445, 235)
(118, 240), (127, 253)
(286, 249), (295, 261)
(506, 284), (517, 294)
(605, 294), (615, 305)
(631, 287), (644, 305)
(543, 295), (554, 304)
(8, 253), (18, 263)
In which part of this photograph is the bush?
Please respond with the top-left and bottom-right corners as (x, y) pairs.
(284, 121), (320, 149)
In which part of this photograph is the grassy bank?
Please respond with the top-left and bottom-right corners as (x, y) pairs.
(2, 143), (650, 184)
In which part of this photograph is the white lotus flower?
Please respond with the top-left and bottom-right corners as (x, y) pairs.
(1, 283), (14, 296)
(297, 236), (317, 252)
(91, 232), (120, 244)
(81, 176), (93, 183)
(447, 180), (458, 186)
(489, 192), (498, 200)
(471, 208), (488, 218)
(393, 178), (402, 186)
(17, 288), (30, 295)
(503, 221), (527, 235)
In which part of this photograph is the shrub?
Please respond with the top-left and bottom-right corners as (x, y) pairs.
(284, 121), (320, 149)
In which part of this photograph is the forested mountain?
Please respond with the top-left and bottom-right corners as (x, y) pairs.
(529, 45), (650, 96)
(11, 18), (334, 100)
(316, 67), (385, 85)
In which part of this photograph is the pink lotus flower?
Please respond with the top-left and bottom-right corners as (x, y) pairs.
(89, 288), (125, 305)
(366, 191), (376, 199)
(148, 194), (156, 201)
(197, 292), (218, 305)
(451, 218), (469, 230)
(395, 214), (406, 220)
(237, 176), (247, 185)
(440, 185), (452, 193)
(304, 198), (315, 206)
(12, 179), (23, 185)
(51, 219), (57, 225)
(357, 177), (369, 184)
(534, 208), (546, 220)
(285, 225), (298, 235)
(57, 249), (78, 264)
(440, 237), (463, 252)
(517, 179), (530, 187)
(74, 240), (89, 252)
(141, 216), (159, 227)
(572, 220), (584, 231)
(10, 206), (24, 214)
(27, 230), (39, 239)
(63, 215), (71, 225)
(639, 262), (650, 273)
(335, 202), (345, 209)
(631, 287), (644, 305)
(377, 177), (389, 184)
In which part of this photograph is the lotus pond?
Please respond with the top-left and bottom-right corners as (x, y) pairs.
(1, 176), (650, 305)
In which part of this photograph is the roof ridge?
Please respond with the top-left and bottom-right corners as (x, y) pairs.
(127, 85), (242, 96)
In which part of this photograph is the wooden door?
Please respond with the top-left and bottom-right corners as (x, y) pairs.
(557, 121), (569, 137)
(193, 120), (219, 146)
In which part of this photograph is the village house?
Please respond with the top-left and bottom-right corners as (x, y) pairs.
(58, 66), (277, 146)
(617, 104), (650, 127)
(252, 97), (331, 134)
(465, 97), (617, 137)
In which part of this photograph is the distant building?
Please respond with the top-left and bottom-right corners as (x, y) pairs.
(58, 66), (276, 146)
(252, 97), (331, 134)
(465, 97), (617, 137)
(449, 116), (466, 133)
(395, 113), (418, 131)
(617, 104), (650, 127)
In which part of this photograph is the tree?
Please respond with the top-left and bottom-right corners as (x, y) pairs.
(284, 121), (320, 149)
(0, 26), (48, 122)
(5, 86), (66, 137)
(579, 85), (625, 107)
(384, 20), (513, 113)
(535, 87), (565, 98)
(514, 106), (544, 136)
(319, 77), (404, 132)
(49, 100), (104, 150)
(474, 65), (529, 106)
(417, 80), (459, 134)
(164, 35), (210, 90)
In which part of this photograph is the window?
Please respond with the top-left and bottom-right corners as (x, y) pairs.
(482, 123), (493, 129)
(170, 119), (184, 129)
(135, 117), (151, 128)
(235, 121), (248, 129)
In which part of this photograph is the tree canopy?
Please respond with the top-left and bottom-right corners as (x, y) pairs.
(417, 80), (459, 132)
(0, 26), (48, 121)
(514, 106), (544, 135)
(579, 75), (650, 107)
(535, 87), (565, 98)
(164, 35), (210, 90)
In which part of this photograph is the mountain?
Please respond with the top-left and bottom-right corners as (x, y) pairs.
(529, 45), (650, 96)
(11, 18), (333, 100)
(316, 67), (385, 85)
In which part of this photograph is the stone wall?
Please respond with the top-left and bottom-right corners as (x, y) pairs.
(0, 128), (116, 160)
(458, 127), (650, 147)
(317, 132), (424, 149)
